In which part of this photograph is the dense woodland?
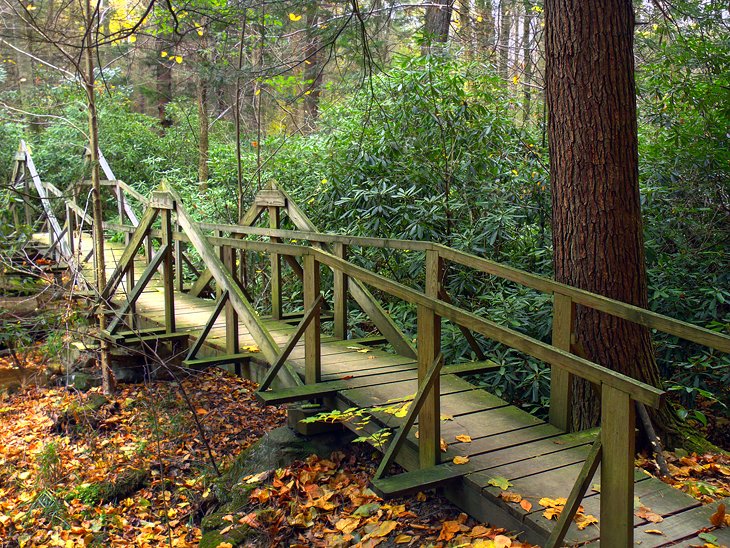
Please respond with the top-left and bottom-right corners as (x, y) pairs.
(0, 0), (728, 545)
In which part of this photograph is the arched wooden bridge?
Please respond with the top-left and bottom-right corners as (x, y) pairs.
(7, 142), (730, 547)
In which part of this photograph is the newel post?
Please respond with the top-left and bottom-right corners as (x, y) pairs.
(333, 243), (348, 339)
(303, 254), (321, 384)
(269, 206), (282, 320)
(159, 201), (176, 334)
(418, 249), (442, 468)
(549, 291), (574, 430)
(600, 384), (635, 546)
(223, 246), (240, 356)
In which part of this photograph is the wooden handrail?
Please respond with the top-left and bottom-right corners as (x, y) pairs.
(312, 248), (665, 407)
(101, 204), (730, 355)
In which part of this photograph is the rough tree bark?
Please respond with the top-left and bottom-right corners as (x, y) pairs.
(521, 0), (532, 121)
(155, 33), (172, 129)
(497, 0), (513, 78)
(545, 0), (687, 446)
(476, 0), (495, 55)
(302, 3), (322, 123)
(422, 0), (453, 52)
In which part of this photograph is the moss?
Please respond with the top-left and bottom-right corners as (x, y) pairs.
(67, 468), (148, 504)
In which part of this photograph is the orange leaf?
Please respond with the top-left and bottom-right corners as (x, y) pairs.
(455, 434), (472, 443)
(636, 506), (663, 523)
(494, 534), (513, 548)
(520, 499), (533, 512)
(499, 491), (522, 503)
(710, 503), (726, 527)
(437, 520), (461, 542)
(453, 455), (470, 465)
(645, 529), (664, 535)
(574, 513), (598, 530)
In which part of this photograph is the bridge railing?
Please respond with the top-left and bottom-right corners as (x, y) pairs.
(92, 184), (729, 547)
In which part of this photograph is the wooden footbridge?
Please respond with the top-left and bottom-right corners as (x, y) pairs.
(7, 142), (730, 547)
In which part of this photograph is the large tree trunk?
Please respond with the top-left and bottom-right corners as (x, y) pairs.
(422, 0), (453, 53)
(521, 0), (532, 121)
(476, 0), (495, 56)
(545, 1), (675, 440)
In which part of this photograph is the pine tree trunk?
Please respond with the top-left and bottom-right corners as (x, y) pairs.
(84, 0), (114, 395)
(498, 0), (513, 78)
(521, 0), (532, 121)
(303, 4), (322, 123)
(423, 0), (452, 53)
(197, 78), (209, 187)
(544, 0), (688, 446)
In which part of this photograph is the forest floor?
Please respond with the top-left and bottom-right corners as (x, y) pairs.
(0, 354), (728, 547)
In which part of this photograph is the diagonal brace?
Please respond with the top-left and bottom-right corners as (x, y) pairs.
(107, 244), (169, 334)
(374, 352), (444, 480)
(186, 291), (229, 361)
(545, 438), (603, 548)
(258, 294), (324, 392)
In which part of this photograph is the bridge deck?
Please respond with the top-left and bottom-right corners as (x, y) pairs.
(58, 234), (725, 547)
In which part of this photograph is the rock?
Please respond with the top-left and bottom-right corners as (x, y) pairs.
(67, 468), (149, 504)
(63, 372), (101, 391)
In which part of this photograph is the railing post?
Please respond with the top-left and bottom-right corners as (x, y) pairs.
(214, 229), (223, 299)
(600, 385), (635, 546)
(66, 203), (75, 255)
(174, 222), (184, 292)
(303, 253), (321, 384)
(269, 206), (282, 320)
(418, 249), (442, 468)
(160, 207), (175, 333)
(549, 291), (574, 430)
(333, 242), (348, 339)
(223, 246), (240, 356)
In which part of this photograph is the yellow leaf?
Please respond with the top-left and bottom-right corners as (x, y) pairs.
(574, 513), (598, 530)
(645, 529), (664, 535)
(394, 534), (412, 544)
(356, 348), (371, 353)
(215, 543), (234, 548)
(476, 15), (483, 23)
(455, 434), (472, 443)
(128, 35), (137, 43)
(416, 491), (427, 502)
(289, 13), (302, 21)
(453, 455), (470, 465)
(440, 438), (448, 452)
(543, 507), (562, 520)
(494, 535), (512, 548)
(161, 51), (168, 57)
(174, 55), (183, 63)
(487, 476), (512, 490)
(254, 89), (261, 96)
(197, 28), (204, 36)
(369, 520), (398, 538)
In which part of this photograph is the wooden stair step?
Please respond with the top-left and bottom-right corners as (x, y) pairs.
(182, 352), (259, 370)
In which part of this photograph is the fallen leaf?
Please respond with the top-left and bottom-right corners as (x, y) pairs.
(394, 534), (412, 544)
(520, 499), (533, 512)
(437, 520), (461, 541)
(494, 535), (512, 548)
(710, 503), (726, 527)
(335, 516), (360, 534)
(455, 434), (472, 443)
(416, 491), (427, 502)
(636, 506), (664, 523)
(487, 476), (512, 490)
(499, 491), (522, 503)
(645, 529), (664, 535)
(369, 520), (398, 538)
(453, 455), (470, 465)
(543, 507), (562, 521)
(440, 438), (449, 452)
(574, 513), (598, 530)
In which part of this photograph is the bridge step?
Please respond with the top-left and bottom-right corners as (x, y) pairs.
(103, 327), (167, 344)
(182, 352), (259, 370)
(101, 330), (190, 346)
(371, 460), (479, 498)
(256, 360), (500, 405)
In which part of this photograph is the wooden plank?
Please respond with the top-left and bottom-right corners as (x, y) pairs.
(375, 353), (443, 479)
(188, 269), (214, 297)
(186, 292), (229, 360)
(168, 186), (282, 365)
(160, 209), (175, 333)
(258, 294), (323, 392)
(312, 249), (665, 408)
(549, 291), (574, 430)
(599, 384), (635, 546)
(437, 244), (730, 353)
(255, 188), (286, 207)
(106, 244), (169, 334)
(182, 352), (256, 370)
(98, 206), (158, 303)
(303, 254), (321, 384)
(269, 206), (282, 320)
(629, 497), (730, 548)
(223, 246), (239, 355)
(545, 439), (602, 548)
(333, 242), (348, 339)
